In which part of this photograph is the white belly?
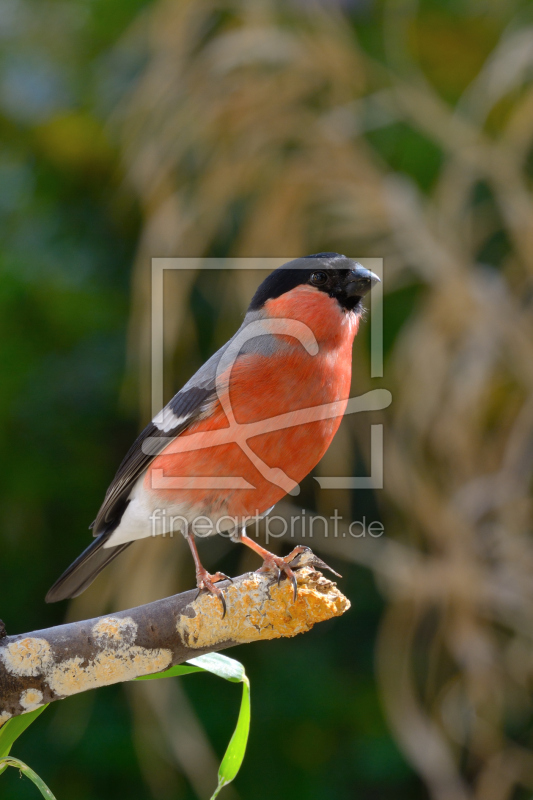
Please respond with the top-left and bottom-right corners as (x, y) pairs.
(103, 475), (237, 547)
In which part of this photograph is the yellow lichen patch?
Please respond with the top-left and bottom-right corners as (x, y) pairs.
(19, 688), (44, 712)
(0, 638), (53, 677)
(92, 616), (137, 648)
(0, 711), (12, 727)
(176, 567), (350, 649)
(47, 646), (171, 697)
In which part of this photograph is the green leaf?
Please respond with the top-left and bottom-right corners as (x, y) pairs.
(135, 664), (203, 681)
(0, 705), (49, 760)
(187, 653), (245, 683)
(136, 652), (251, 799)
(210, 674), (251, 799)
(0, 756), (56, 799)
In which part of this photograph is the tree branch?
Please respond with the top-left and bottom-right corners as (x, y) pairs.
(0, 550), (349, 723)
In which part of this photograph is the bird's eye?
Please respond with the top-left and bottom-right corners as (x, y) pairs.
(310, 271), (328, 286)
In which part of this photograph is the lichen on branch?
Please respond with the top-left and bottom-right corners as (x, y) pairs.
(0, 551), (349, 722)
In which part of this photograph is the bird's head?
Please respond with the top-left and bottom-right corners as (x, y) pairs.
(248, 253), (380, 314)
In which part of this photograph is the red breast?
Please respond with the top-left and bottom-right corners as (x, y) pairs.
(145, 286), (360, 517)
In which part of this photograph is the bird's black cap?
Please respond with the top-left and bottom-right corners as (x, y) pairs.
(248, 253), (379, 312)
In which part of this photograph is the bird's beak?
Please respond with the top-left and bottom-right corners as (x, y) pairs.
(345, 265), (380, 298)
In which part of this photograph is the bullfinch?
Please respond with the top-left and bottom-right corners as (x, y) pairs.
(46, 253), (379, 614)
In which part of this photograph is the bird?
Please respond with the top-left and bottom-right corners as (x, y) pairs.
(46, 253), (379, 614)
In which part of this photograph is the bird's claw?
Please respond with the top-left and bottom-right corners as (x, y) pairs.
(216, 572), (234, 584)
(259, 556), (299, 602)
(288, 570), (298, 603)
(194, 570), (231, 618)
(257, 545), (341, 602)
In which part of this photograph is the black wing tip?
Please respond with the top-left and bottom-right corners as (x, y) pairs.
(45, 581), (93, 603)
(45, 536), (131, 603)
(45, 568), (95, 603)
(45, 585), (74, 604)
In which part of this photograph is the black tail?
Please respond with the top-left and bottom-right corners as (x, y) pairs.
(45, 535), (131, 602)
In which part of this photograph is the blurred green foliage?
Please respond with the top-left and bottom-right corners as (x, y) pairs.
(1, 0), (528, 798)
(0, 1), (145, 796)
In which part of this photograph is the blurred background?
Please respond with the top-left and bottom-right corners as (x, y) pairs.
(2, 0), (533, 798)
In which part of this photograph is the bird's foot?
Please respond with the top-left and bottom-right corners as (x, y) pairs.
(194, 570), (233, 618)
(256, 549), (306, 602)
(257, 546), (342, 602)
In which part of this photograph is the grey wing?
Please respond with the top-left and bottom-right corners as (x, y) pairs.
(91, 311), (268, 538)
(45, 312), (280, 602)
(91, 344), (228, 537)
(46, 380), (220, 603)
